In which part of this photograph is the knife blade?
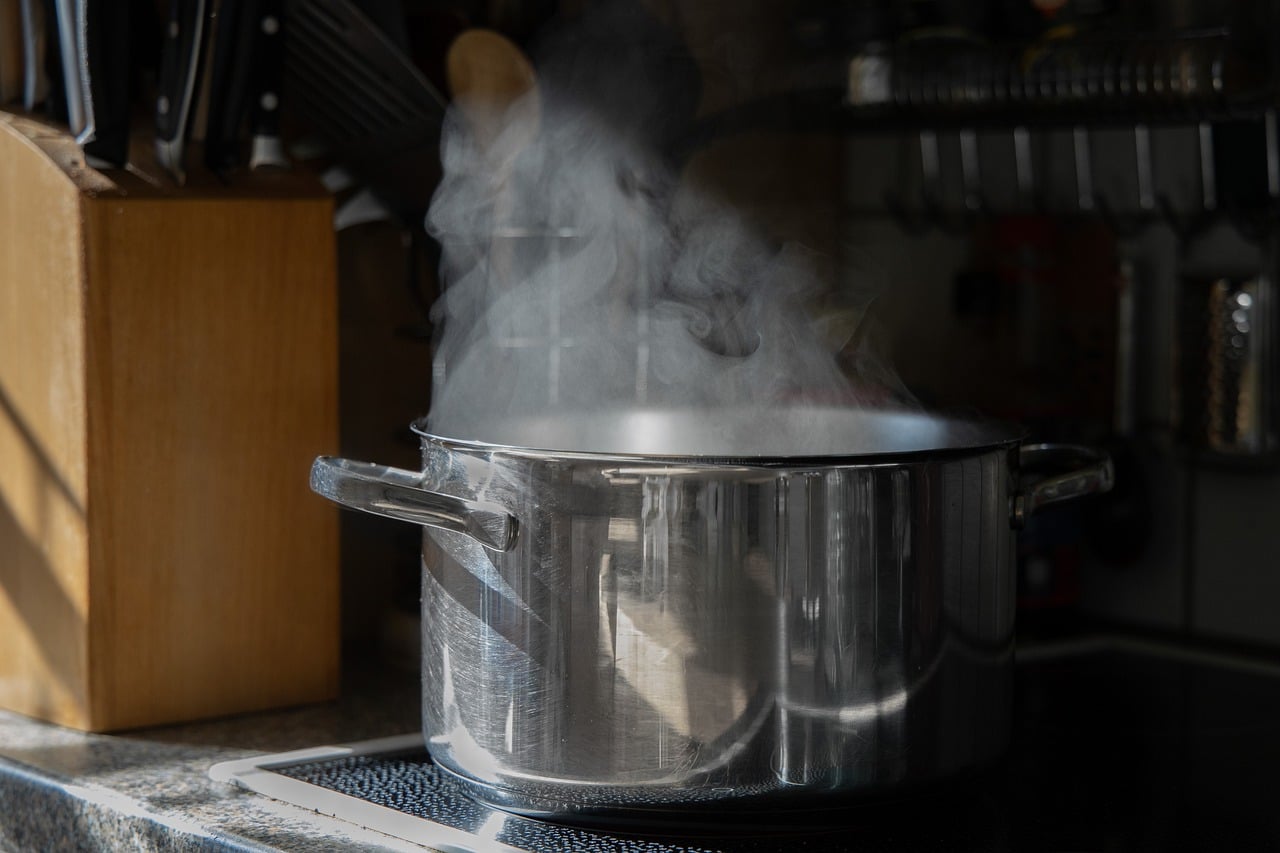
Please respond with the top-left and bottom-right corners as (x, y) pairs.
(1, 0), (23, 104)
(247, 0), (286, 169)
(155, 0), (207, 183)
(52, 0), (90, 138)
(39, 0), (65, 119)
(18, 0), (50, 110)
(81, 0), (130, 167)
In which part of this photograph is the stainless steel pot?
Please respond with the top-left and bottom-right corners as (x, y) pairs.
(311, 407), (1112, 817)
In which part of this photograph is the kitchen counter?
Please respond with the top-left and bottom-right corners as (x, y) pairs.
(5, 636), (1280, 852)
(0, 658), (424, 852)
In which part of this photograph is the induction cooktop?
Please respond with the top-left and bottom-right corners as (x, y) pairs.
(210, 636), (1280, 852)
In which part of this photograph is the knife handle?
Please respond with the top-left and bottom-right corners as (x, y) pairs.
(40, 0), (65, 120)
(155, 0), (207, 181)
(202, 0), (252, 173)
(82, 0), (131, 167)
(247, 0), (286, 169)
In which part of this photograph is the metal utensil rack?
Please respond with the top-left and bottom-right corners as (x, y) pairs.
(803, 23), (1280, 240)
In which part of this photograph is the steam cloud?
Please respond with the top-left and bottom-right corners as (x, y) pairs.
(426, 2), (909, 447)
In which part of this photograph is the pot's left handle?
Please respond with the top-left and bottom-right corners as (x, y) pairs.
(1012, 444), (1115, 529)
(310, 457), (520, 552)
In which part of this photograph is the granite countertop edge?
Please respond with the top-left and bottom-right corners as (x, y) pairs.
(0, 752), (270, 853)
(0, 660), (426, 852)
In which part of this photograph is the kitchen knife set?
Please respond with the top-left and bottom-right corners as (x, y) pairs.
(0, 0), (286, 182)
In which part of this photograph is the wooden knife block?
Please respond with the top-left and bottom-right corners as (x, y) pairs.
(0, 113), (340, 731)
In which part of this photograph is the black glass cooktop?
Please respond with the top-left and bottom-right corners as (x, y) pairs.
(218, 639), (1280, 852)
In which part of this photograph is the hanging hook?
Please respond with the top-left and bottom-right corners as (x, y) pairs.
(1160, 120), (1219, 243)
(1266, 109), (1280, 201)
(1134, 123), (1156, 214)
(884, 129), (948, 236)
(1158, 120), (1216, 243)
(1012, 125), (1048, 213)
(1219, 109), (1280, 244)
(1101, 122), (1172, 238)
(1198, 121), (1217, 212)
(920, 129), (943, 217)
(926, 130), (979, 235)
(959, 127), (987, 216)
(1072, 125), (1097, 213)
(1013, 126), (1034, 209)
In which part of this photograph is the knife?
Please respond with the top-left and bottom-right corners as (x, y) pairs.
(81, 0), (130, 167)
(155, 0), (207, 183)
(203, 0), (287, 173)
(247, 0), (286, 169)
(52, 0), (90, 138)
(18, 0), (50, 110)
(1, 0), (23, 104)
(39, 0), (65, 120)
(202, 0), (252, 173)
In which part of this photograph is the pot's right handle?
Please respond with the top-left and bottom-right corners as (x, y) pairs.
(310, 457), (519, 552)
(1012, 443), (1115, 529)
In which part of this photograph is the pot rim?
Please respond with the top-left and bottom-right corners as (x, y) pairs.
(411, 406), (1029, 466)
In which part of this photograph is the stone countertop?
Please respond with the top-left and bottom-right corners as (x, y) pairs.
(0, 657), (427, 852)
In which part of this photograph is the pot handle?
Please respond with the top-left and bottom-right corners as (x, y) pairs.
(310, 457), (519, 552)
(1012, 443), (1115, 529)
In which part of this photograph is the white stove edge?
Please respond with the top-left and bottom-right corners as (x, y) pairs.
(209, 733), (525, 853)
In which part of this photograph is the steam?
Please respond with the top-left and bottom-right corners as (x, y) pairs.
(426, 3), (909, 445)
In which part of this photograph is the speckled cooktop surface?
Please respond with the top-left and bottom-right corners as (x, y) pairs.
(259, 745), (984, 852)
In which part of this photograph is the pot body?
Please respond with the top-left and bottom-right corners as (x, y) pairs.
(416, 436), (1019, 815)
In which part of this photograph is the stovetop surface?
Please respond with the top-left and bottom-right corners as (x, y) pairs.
(220, 640), (1280, 852)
